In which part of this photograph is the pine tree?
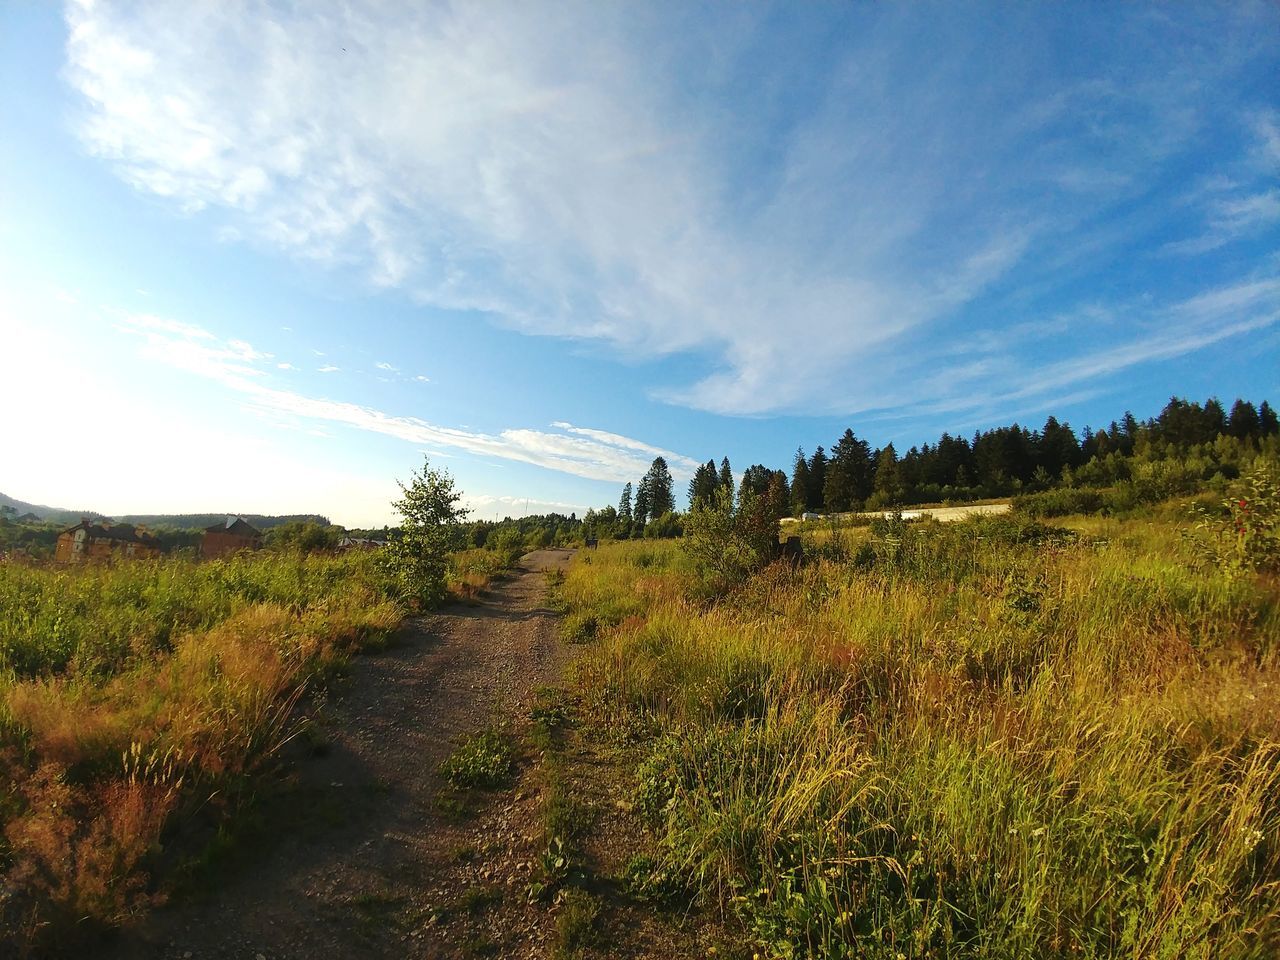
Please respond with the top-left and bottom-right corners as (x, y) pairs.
(634, 475), (651, 528)
(1260, 401), (1279, 437)
(872, 443), (903, 504)
(790, 447), (810, 516)
(618, 482), (633, 522)
(644, 457), (675, 518)
(738, 464), (774, 504)
(1229, 399), (1261, 439)
(806, 447), (827, 510)
(719, 457), (734, 493)
(688, 460), (719, 510)
(824, 429), (874, 511)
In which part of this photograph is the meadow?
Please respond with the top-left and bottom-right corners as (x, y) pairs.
(0, 548), (415, 949)
(560, 500), (1279, 957)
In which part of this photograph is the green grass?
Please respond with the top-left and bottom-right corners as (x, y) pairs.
(0, 549), (407, 953)
(440, 729), (516, 789)
(552, 887), (603, 959)
(563, 510), (1280, 958)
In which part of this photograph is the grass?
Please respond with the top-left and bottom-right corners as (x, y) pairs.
(562, 507), (1280, 958)
(439, 729), (516, 789)
(0, 548), (406, 952)
(552, 887), (603, 959)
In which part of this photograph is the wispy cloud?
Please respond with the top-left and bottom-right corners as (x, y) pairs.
(116, 313), (698, 483)
(317, 364), (339, 373)
(64, 2), (1279, 417)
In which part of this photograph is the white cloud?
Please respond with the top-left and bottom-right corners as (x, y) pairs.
(277, 361), (296, 370)
(414, 375), (430, 383)
(63, 1), (1275, 416)
(115, 312), (698, 484)
(317, 364), (339, 373)
(375, 361), (398, 372)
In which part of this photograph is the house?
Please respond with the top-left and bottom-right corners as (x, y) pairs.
(201, 517), (263, 558)
(55, 519), (163, 563)
(337, 536), (384, 552)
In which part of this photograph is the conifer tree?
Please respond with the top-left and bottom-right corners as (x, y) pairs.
(806, 447), (827, 510)
(872, 443), (903, 504)
(790, 447), (810, 516)
(643, 457), (675, 518)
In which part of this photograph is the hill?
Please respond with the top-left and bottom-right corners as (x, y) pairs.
(0, 493), (328, 530)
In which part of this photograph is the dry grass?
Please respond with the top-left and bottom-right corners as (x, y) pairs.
(565, 512), (1280, 957)
(0, 550), (405, 952)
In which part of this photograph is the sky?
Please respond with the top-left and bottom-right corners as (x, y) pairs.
(2, 1), (1278, 528)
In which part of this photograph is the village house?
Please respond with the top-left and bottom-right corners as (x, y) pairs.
(55, 519), (163, 563)
(337, 536), (385, 552)
(201, 517), (263, 558)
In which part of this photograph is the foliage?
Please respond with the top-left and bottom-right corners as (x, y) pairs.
(683, 485), (784, 588)
(1188, 459), (1280, 575)
(380, 458), (469, 609)
(262, 519), (343, 552)
(565, 511), (1280, 957)
(439, 730), (515, 789)
(0, 549), (405, 952)
(1012, 487), (1107, 518)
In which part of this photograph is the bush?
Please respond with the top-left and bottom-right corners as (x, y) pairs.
(380, 458), (469, 609)
(1013, 487), (1106, 518)
(1188, 459), (1280, 575)
(683, 488), (782, 588)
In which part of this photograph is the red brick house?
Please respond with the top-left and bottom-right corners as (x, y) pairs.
(200, 517), (263, 558)
(55, 519), (163, 563)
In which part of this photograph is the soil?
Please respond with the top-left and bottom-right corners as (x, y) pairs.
(102, 548), (709, 960)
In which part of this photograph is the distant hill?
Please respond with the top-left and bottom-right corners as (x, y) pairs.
(0, 492), (106, 525)
(0, 493), (329, 530)
(118, 513), (332, 530)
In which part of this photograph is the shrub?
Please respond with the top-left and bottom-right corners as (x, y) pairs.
(439, 730), (514, 789)
(380, 458), (469, 609)
(1188, 459), (1280, 575)
(1013, 487), (1106, 518)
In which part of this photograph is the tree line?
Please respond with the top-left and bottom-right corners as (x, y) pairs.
(584, 394), (1278, 537)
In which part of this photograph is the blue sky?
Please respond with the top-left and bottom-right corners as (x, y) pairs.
(2, 2), (1278, 527)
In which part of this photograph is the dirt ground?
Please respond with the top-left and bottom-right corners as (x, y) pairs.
(102, 547), (690, 960)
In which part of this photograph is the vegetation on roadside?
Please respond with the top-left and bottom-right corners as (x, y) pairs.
(561, 458), (1280, 957)
(0, 456), (497, 954)
(0, 549), (404, 951)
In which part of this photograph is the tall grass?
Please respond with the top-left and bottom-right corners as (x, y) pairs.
(0, 550), (405, 952)
(567, 514), (1280, 957)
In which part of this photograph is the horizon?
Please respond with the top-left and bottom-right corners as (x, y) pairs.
(3, 3), (1278, 528)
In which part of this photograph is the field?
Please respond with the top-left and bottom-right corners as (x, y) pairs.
(559, 505), (1280, 957)
(0, 543), (528, 952)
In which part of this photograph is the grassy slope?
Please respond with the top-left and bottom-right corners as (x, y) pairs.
(559, 512), (1279, 958)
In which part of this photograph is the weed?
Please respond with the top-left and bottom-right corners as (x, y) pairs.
(552, 887), (602, 958)
(439, 730), (515, 789)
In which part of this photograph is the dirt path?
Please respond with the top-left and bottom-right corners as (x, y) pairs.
(108, 548), (582, 960)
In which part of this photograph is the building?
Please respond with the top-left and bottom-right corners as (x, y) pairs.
(337, 536), (385, 552)
(55, 519), (163, 563)
(201, 517), (263, 558)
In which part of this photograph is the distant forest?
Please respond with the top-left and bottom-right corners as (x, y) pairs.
(585, 395), (1279, 539)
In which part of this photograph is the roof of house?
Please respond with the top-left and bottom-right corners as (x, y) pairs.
(60, 519), (161, 546)
(203, 517), (263, 538)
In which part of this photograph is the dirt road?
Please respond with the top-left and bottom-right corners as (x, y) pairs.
(109, 548), (577, 959)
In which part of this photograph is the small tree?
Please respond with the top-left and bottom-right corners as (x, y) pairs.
(684, 481), (784, 588)
(382, 458), (469, 608)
